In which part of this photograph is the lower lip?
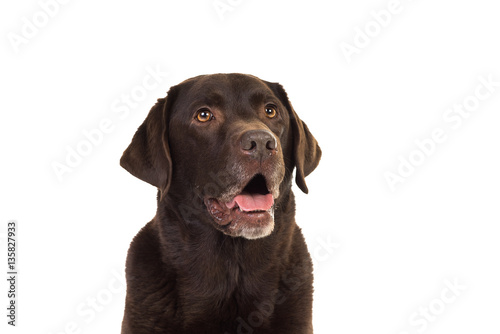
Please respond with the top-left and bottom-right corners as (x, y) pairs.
(205, 197), (274, 226)
(238, 209), (268, 217)
(237, 209), (269, 219)
(223, 207), (273, 227)
(232, 207), (273, 224)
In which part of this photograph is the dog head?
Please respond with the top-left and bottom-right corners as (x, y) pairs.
(121, 74), (321, 239)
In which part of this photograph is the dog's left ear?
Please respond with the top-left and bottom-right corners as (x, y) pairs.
(265, 82), (322, 194)
(120, 86), (178, 199)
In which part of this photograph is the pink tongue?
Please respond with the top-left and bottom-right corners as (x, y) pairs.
(227, 193), (274, 212)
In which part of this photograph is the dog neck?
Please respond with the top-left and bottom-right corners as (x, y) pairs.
(153, 186), (297, 310)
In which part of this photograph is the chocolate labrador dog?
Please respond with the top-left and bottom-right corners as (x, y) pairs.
(120, 73), (321, 333)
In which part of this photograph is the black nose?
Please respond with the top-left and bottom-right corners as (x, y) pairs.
(240, 130), (277, 159)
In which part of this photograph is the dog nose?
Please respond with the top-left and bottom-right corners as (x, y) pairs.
(240, 130), (277, 158)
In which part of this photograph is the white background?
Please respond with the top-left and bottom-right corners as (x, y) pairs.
(1, 0), (500, 333)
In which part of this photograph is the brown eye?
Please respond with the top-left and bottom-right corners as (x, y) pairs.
(196, 109), (213, 122)
(265, 105), (277, 118)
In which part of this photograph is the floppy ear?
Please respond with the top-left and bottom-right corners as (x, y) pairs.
(266, 82), (321, 194)
(120, 86), (178, 199)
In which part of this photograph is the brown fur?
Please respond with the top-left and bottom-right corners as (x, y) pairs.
(120, 74), (321, 333)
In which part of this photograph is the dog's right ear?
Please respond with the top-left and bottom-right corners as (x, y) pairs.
(120, 86), (178, 199)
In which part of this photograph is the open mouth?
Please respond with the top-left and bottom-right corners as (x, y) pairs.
(224, 174), (274, 213)
(204, 173), (276, 238)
